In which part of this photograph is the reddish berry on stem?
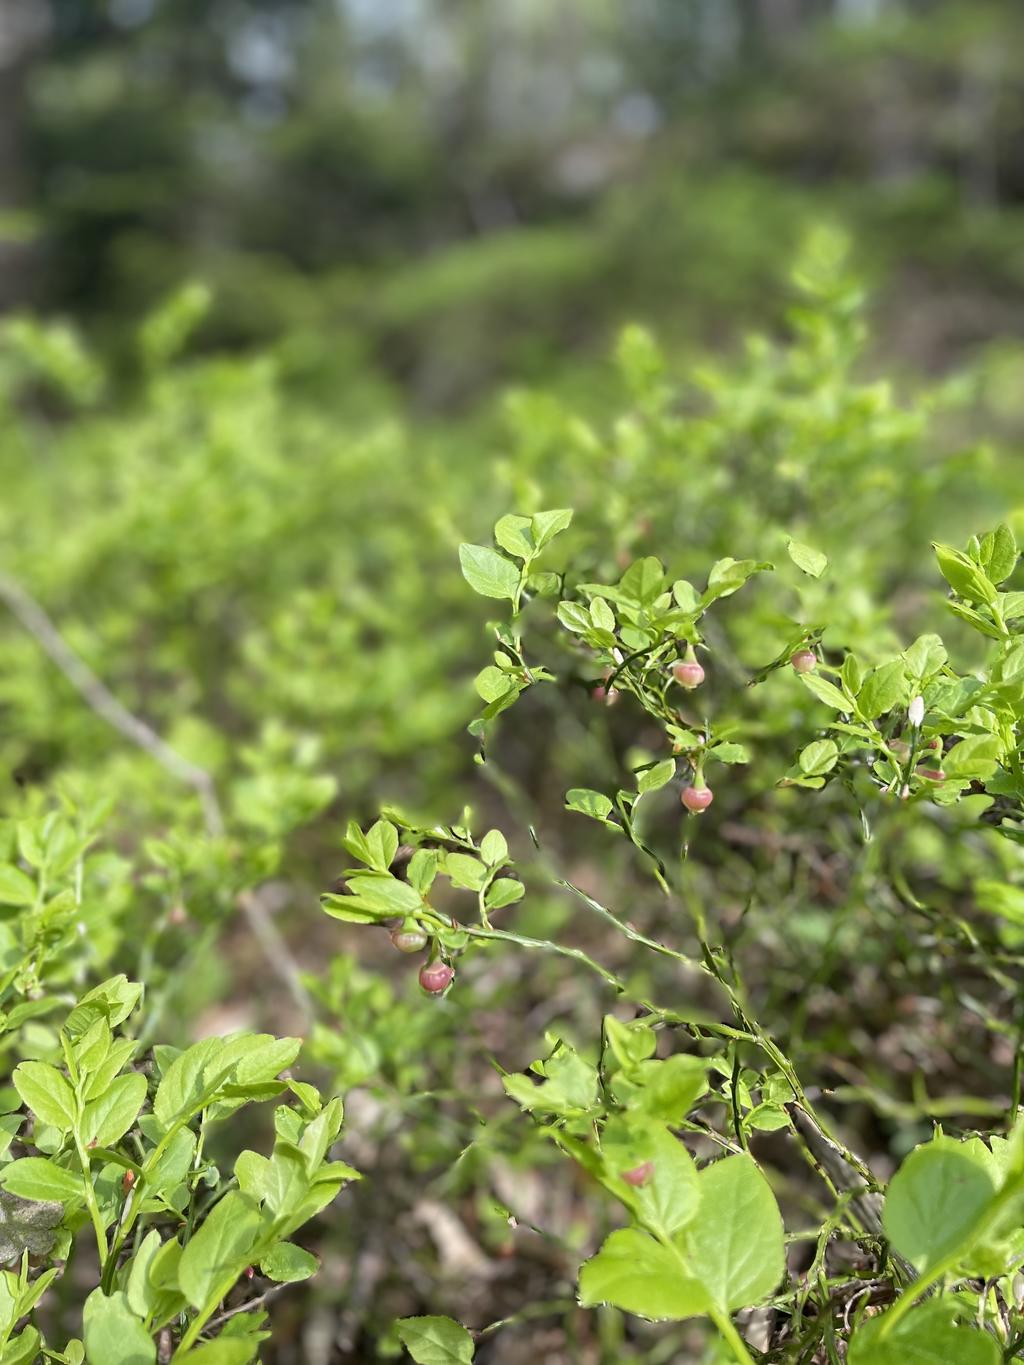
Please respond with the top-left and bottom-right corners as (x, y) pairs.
(622, 1161), (654, 1187)
(681, 784), (713, 813)
(391, 927), (429, 953)
(791, 649), (817, 674)
(419, 961), (454, 994)
(593, 682), (620, 706)
(672, 660), (705, 689)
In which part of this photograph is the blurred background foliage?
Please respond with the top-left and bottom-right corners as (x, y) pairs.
(3, 0), (1024, 395)
(4, 1), (1024, 1361)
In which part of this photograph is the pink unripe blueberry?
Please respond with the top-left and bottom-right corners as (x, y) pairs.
(681, 784), (713, 813)
(419, 961), (454, 994)
(391, 927), (429, 953)
(592, 682), (620, 706)
(791, 649), (817, 674)
(622, 1161), (654, 1187)
(672, 660), (705, 689)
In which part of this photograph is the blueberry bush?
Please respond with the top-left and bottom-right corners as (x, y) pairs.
(1, 236), (1024, 1361)
(323, 496), (1024, 1361)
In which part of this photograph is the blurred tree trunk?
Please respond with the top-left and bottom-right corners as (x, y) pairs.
(0, 0), (49, 313)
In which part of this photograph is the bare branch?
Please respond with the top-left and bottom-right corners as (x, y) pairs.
(0, 571), (223, 836)
(0, 570), (311, 1020)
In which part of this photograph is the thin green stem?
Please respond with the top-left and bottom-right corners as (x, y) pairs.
(651, 1223), (755, 1365)
(709, 1303), (757, 1365)
(461, 923), (624, 991)
(73, 1129), (109, 1271)
(102, 1095), (215, 1291)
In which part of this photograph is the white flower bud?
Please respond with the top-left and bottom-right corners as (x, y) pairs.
(908, 695), (925, 728)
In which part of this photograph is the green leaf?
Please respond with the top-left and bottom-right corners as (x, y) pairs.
(233, 1036), (301, 1087)
(175, 1342), (259, 1365)
(848, 1300), (1000, 1364)
(443, 853), (488, 891)
(178, 1191), (262, 1310)
(703, 558), (771, 604)
(858, 660), (908, 720)
(980, 523), (1018, 585)
(485, 878), (524, 909)
(628, 1124), (702, 1235)
(126, 1229), (163, 1319)
(603, 1016), (657, 1071)
(556, 601), (592, 635)
(80, 1072), (148, 1148)
(933, 543), (996, 606)
(83, 1289), (155, 1365)
(4, 1327), (41, 1365)
(320, 895), (388, 925)
(479, 830), (508, 866)
(902, 634), (947, 680)
(364, 819), (399, 872)
(13, 1061), (77, 1133)
(799, 672), (850, 711)
(945, 600), (1004, 640)
(64, 977), (142, 1037)
(75, 1018), (113, 1074)
(259, 1241), (319, 1283)
(842, 653), (865, 695)
(502, 1041), (598, 1118)
(493, 514), (534, 560)
(0, 1112), (21, 1158)
(458, 544), (521, 600)
(637, 759), (675, 794)
(0, 864), (36, 906)
(943, 735), (1002, 781)
(323, 873), (423, 923)
(672, 580), (701, 612)
(341, 820), (372, 864)
(798, 739), (838, 776)
(565, 789), (614, 821)
(153, 1037), (221, 1128)
(527, 567), (562, 594)
(474, 664), (515, 704)
(146, 1128), (197, 1198)
(407, 849), (438, 894)
(883, 1138), (997, 1273)
(709, 742), (750, 764)
(618, 557), (665, 606)
(395, 1315), (475, 1364)
(975, 880), (1024, 929)
(578, 1227), (709, 1320)
(531, 508), (573, 550)
(684, 1155), (785, 1311)
(0, 1188), (64, 1261)
(0, 1158), (84, 1204)
(786, 538), (827, 578)
(632, 1055), (708, 1124)
(590, 596), (616, 633)
(297, 1096), (344, 1169)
